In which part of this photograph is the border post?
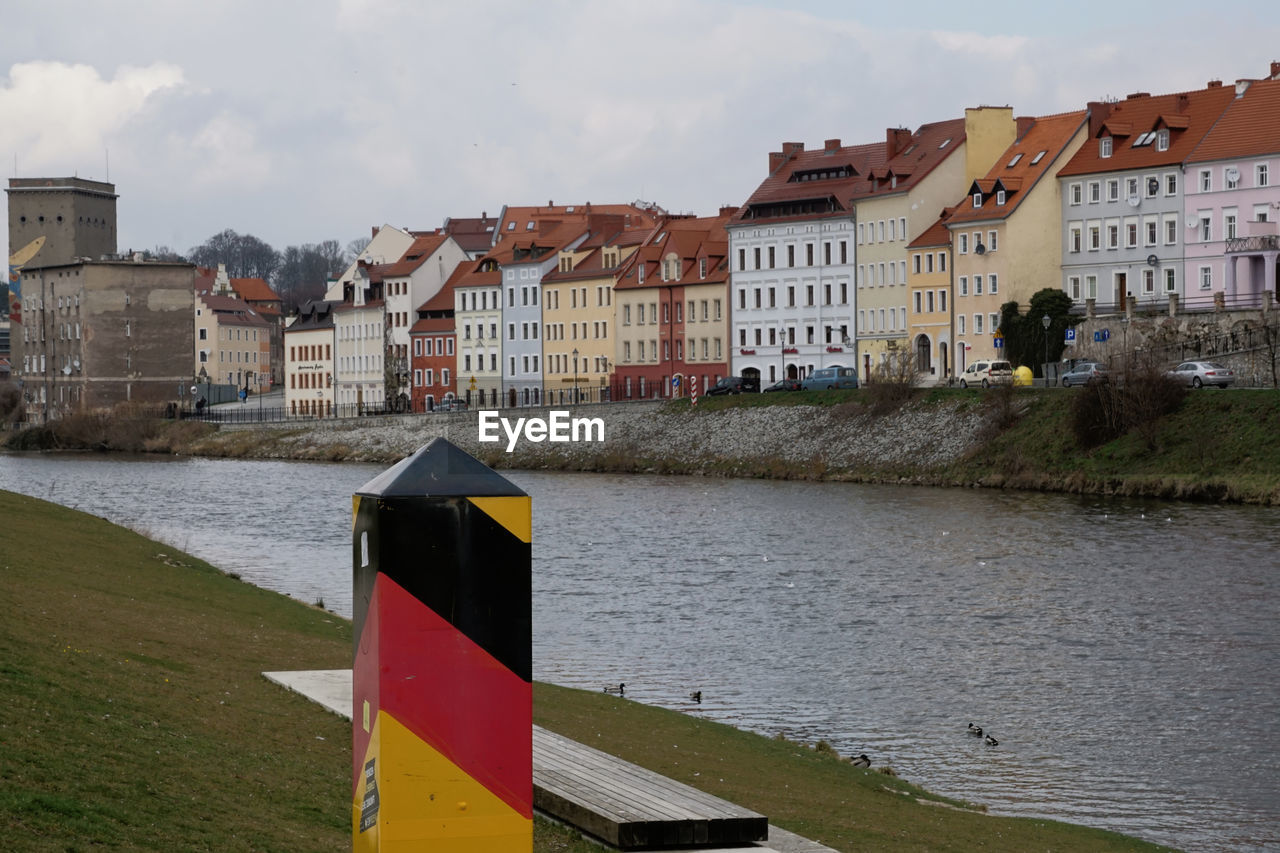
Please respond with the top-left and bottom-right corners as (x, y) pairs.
(351, 437), (532, 851)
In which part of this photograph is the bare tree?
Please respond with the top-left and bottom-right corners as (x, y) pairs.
(188, 229), (281, 281)
(275, 240), (347, 311)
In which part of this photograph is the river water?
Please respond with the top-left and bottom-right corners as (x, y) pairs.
(1, 453), (1276, 851)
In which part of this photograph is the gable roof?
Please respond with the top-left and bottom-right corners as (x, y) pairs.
(1187, 78), (1280, 162)
(441, 214), (500, 253)
(908, 208), (956, 249)
(379, 233), (451, 278)
(946, 110), (1087, 226)
(732, 120), (967, 226)
(1057, 84), (1236, 177)
(615, 212), (733, 291)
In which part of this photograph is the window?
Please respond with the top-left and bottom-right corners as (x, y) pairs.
(939, 253), (946, 272)
(1165, 217), (1178, 245)
(1224, 211), (1237, 239)
(1165, 173), (1177, 196)
(1155, 129), (1169, 151)
(1200, 266), (1212, 290)
(198, 328), (207, 340)
(1085, 275), (1097, 299)
(974, 314), (984, 334)
(989, 313), (999, 332)
(766, 247), (774, 270)
(958, 276), (968, 297)
(1107, 222), (1119, 249)
(754, 247), (761, 270)
(973, 192), (983, 208)
(989, 274), (998, 295)
(1069, 183), (1082, 205)
(1200, 170), (1212, 192)
(1226, 168), (1240, 190)
(1200, 215), (1212, 242)
(1107, 179), (1120, 202)
(1142, 268), (1155, 294)
(1088, 224), (1100, 251)
(1068, 275), (1081, 300)
(996, 190), (1006, 205)
(1008, 152), (1023, 167)
(1100, 137), (1112, 158)
(1145, 176), (1159, 198)
(1088, 181), (1101, 203)
(913, 254), (921, 274)
(1258, 163), (1270, 187)
(958, 233), (969, 254)
(1030, 150), (1046, 165)
(914, 291), (922, 313)
(1069, 225), (1082, 253)
(958, 315), (966, 335)
(1146, 219), (1158, 246)
(738, 248), (746, 271)
(787, 245), (795, 267)
(1164, 268), (1176, 292)
(974, 275), (984, 295)
(1126, 220), (1139, 248)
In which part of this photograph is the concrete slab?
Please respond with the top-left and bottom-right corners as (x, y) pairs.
(262, 669), (839, 853)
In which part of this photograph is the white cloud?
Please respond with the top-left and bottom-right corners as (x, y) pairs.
(0, 61), (185, 171)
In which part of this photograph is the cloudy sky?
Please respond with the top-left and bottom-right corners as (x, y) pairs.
(4, 0), (1278, 267)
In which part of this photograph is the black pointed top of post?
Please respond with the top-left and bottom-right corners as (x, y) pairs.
(355, 437), (526, 498)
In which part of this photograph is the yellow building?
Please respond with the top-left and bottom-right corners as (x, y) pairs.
(539, 236), (633, 404)
(854, 108), (1017, 377)
(905, 213), (954, 379)
(948, 111), (1089, 371)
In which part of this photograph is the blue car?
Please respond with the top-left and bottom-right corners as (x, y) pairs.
(800, 366), (859, 390)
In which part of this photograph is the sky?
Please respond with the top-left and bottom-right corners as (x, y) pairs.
(3, 0), (1279, 268)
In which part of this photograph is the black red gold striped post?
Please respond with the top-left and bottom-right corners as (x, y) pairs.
(351, 438), (532, 851)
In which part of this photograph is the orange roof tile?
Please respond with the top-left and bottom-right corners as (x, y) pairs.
(1188, 78), (1280, 162)
(946, 110), (1087, 226)
(1057, 85), (1236, 177)
(379, 233), (450, 277)
(908, 209), (956, 249)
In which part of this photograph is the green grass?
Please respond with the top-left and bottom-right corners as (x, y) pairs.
(1, 491), (1177, 851)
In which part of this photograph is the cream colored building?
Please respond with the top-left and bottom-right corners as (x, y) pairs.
(905, 214), (954, 379)
(855, 108), (1018, 375)
(284, 300), (337, 417)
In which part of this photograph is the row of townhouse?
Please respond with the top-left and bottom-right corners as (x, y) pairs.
(281, 65), (1279, 413)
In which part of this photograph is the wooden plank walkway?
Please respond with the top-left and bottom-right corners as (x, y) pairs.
(533, 725), (768, 850)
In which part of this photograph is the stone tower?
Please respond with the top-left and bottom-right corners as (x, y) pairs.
(6, 177), (118, 268)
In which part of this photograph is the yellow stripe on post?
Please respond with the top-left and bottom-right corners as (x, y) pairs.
(468, 497), (532, 544)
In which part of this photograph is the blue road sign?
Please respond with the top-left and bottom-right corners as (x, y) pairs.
(1065, 328), (1076, 342)
(993, 337), (1004, 348)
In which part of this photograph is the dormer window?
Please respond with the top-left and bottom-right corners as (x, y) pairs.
(972, 192), (983, 208)
(1100, 137), (1113, 158)
(526, 221), (535, 231)
(699, 258), (707, 279)
(996, 190), (1006, 205)
(1155, 129), (1169, 152)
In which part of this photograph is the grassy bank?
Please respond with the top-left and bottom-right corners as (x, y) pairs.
(0, 492), (1175, 851)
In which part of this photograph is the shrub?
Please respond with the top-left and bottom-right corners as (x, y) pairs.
(1070, 360), (1186, 449)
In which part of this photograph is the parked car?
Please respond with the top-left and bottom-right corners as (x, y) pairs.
(707, 376), (760, 395)
(1167, 361), (1235, 388)
(764, 378), (803, 392)
(957, 360), (1013, 389)
(1061, 361), (1108, 387)
(435, 397), (469, 412)
(800, 366), (859, 390)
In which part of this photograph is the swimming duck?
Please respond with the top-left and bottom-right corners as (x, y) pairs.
(967, 722), (983, 737)
(850, 754), (871, 768)
(984, 734), (999, 746)
(603, 683), (625, 696)
(690, 690), (702, 704)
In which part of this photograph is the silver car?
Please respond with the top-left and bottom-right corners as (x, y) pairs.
(1061, 362), (1108, 387)
(1168, 361), (1234, 388)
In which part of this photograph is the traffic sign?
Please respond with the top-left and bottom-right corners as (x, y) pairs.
(1065, 328), (1077, 346)
(993, 337), (1004, 349)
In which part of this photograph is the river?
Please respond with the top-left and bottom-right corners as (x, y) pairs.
(1, 452), (1276, 851)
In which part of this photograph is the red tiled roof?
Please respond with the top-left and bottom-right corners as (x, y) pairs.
(229, 276), (278, 303)
(1057, 85), (1236, 177)
(908, 208), (956, 249)
(379, 233), (450, 277)
(492, 202), (663, 242)
(1188, 78), (1280, 162)
(198, 292), (270, 327)
(441, 215), (500, 253)
(946, 110), (1087, 225)
(732, 119), (967, 226)
(615, 212), (733, 291)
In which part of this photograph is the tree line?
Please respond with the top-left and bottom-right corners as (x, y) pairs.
(147, 230), (372, 312)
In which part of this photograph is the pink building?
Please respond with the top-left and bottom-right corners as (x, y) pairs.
(1183, 66), (1280, 307)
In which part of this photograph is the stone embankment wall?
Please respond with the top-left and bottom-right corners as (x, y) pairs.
(210, 398), (995, 477)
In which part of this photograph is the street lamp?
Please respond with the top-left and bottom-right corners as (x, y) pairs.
(779, 325), (787, 382)
(572, 348), (579, 405)
(1041, 314), (1051, 387)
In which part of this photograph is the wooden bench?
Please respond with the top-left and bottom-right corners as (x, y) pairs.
(533, 725), (769, 850)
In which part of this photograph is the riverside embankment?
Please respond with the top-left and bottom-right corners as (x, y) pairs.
(8, 387), (1280, 502)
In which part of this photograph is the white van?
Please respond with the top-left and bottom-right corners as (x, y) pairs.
(958, 360), (1013, 388)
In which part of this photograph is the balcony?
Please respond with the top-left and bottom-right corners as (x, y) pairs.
(1226, 219), (1280, 254)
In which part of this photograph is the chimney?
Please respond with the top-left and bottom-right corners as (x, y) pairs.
(783, 141), (805, 157)
(1087, 101), (1114, 138)
(769, 151), (784, 173)
(824, 138), (841, 153)
(1177, 93), (1190, 112)
(1271, 61), (1280, 80)
(1015, 116), (1035, 138)
(1207, 79), (1223, 88)
(719, 205), (740, 217)
(885, 128), (911, 160)
(1125, 91), (1150, 100)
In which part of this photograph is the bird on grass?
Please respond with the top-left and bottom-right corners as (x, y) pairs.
(690, 690), (702, 704)
(850, 754), (871, 768)
(967, 722), (983, 737)
(603, 683), (625, 696)
(985, 734), (999, 746)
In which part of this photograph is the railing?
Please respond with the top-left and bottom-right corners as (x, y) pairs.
(1226, 234), (1280, 253)
(1071, 289), (1274, 317)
